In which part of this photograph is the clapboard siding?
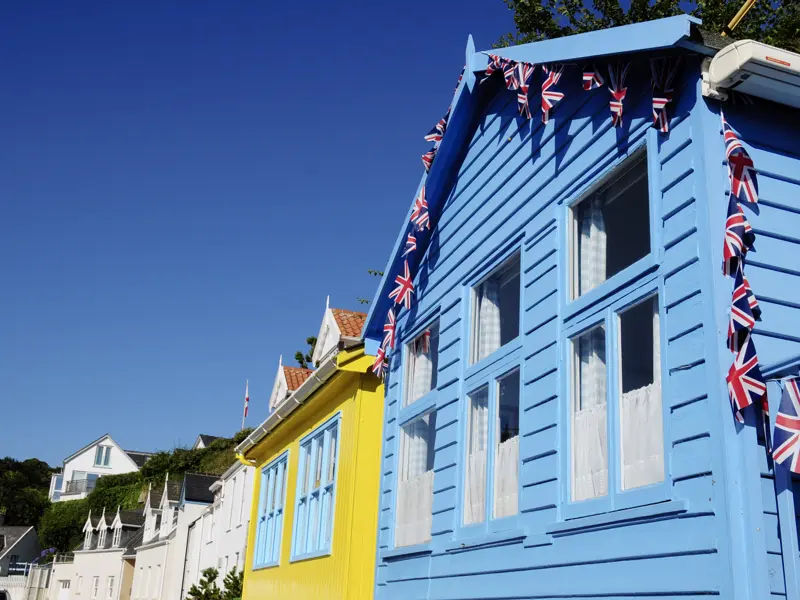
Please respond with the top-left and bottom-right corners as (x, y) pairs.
(370, 53), (800, 598)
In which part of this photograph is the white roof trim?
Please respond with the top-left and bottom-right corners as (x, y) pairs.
(311, 303), (342, 365)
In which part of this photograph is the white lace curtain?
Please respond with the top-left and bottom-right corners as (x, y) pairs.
(475, 280), (501, 362)
(621, 306), (664, 490)
(579, 196), (607, 296)
(396, 416), (435, 547)
(494, 436), (519, 518)
(409, 336), (434, 405)
(464, 392), (488, 524)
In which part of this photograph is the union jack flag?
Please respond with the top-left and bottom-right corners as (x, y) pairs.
(773, 378), (800, 473)
(403, 232), (417, 256)
(722, 113), (759, 204)
(608, 62), (631, 128)
(515, 62), (536, 119)
(383, 308), (397, 350)
(726, 332), (766, 423)
(650, 57), (681, 133)
(742, 272), (762, 321)
(722, 196), (756, 276)
(371, 346), (388, 378)
(582, 66), (604, 91)
(485, 54), (505, 80)
(502, 59), (519, 90)
(728, 267), (756, 352)
(541, 64), (565, 124)
(762, 394), (772, 453)
(424, 110), (449, 144)
(388, 259), (414, 310)
(410, 187), (429, 230)
(421, 147), (436, 172)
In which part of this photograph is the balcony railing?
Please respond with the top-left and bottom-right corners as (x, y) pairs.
(8, 562), (32, 576)
(63, 479), (96, 495)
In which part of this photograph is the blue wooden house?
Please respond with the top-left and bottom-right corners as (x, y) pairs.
(361, 15), (800, 600)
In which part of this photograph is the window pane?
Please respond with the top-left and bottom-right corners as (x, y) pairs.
(314, 437), (323, 490)
(620, 296), (664, 490)
(300, 443), (310, 495)
(494, 369), (520, 519)
(472, 254), (521, 363)
(396, 412), (436, 547)
(572, 326), (608, 501)
(464, 387), (489, 525)
(404, 321), (440, 407)
(94, 448), (102, 465)
(327, 426), (338, 484)
(575, 150), (649, 298)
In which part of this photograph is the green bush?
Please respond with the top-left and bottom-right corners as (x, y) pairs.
(39, 499), (90, 551)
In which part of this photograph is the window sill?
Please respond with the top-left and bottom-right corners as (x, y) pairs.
(380, 543), (433, 561)
(547, 499), (687, 537)
(444, 528), (526, 554)
(289, 548), (331, 563)
(251, 561), (279, 571)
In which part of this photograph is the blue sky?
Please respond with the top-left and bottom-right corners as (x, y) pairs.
(0, 1), (513, 465)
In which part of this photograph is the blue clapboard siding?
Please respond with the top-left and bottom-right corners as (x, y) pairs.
(373, 57), (752, 600)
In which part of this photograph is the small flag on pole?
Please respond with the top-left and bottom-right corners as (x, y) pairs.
(242, 380), (250, 429)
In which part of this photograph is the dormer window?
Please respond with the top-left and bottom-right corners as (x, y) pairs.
(84, 530), (92, 550)
(112, 527), (121, 547)
(98, 528), (107, 548)
(154, 512), (162, 533)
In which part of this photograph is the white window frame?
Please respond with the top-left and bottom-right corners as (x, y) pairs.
(76, 577), (83, 594)
(112, 527), (121, 547)
(403, 320), (440, 407)
(94, 446), (111, 467)
(91, 577), (99, 600)
(98, 527), (106, 548)
(394, 410), (437, 547)
(106, 577), (114, 600)
(238, 470), (247, 526)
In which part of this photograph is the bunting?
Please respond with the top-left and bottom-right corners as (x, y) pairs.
(722, 196), (755, 276)
(650, 57), (681, 133)
(607, 62), (631, 127)
(403, 233), (417, 256)
(582, 66), (604, 91)
(388, 259), (414, 310)
(727, 332), (767, 423)
(773, 378), (800, 473)
(371, 346), (388, 378)
(515, 62), (536, 119)
(410, 186), (430, 230)
(541, 64), (565, 124)
(722, 112), (759, 204)
(383, 308), (397, 350)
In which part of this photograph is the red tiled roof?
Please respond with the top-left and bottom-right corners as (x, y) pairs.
(283, 366), (314, 391)
(331, 308), (367, 338)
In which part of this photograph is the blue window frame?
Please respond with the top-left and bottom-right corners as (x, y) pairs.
(291, 414), (341, 560)
(459, 246), (524, 537)
(252, 451), (288, 569)
(560, 137), (669, 519)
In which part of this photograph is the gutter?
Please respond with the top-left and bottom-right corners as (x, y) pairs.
(235, 341), (362, 456)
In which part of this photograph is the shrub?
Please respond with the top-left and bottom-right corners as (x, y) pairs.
(186, 568), (221, 600)
(39, 499), (90, 551)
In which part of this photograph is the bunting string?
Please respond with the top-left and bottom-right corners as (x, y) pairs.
(541, 64), (565, 124)
(650, 57), (681, 133)
(608, 62), (631, 128)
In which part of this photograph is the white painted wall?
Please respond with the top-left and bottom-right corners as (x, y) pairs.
(54, 437), (140, 503)
(68, 549), (125, 600)
(0, 575), (29, 600)
(128, 542), (167, 600)
(183, 463), (253, 593)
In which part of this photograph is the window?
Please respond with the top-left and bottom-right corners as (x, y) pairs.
(154, 513), (161, 534)
(91, 577), (99, 600)
(153, 566), (160, 600)
(106, 577), (114, 600)
(571, 148), (650, 300)
(94, 446), (111, 467)
(227, 477), (236, 531)
(77, 577), (83, 594)
(494, 369), (520, 519)
(144, 568), (151, 600)
(235, 552), (240, 570)
(112, 527), (121, 547)
(84, 529), (92, 550)
(253, 452), (288, 568)
(292, 416), (340, 559)
(395, 411), (436, 547)
(569, 295), (664, 503)
(98, 527), (107, 548)
(404, 321), (440, 406)
(471, 253), (521, 363)
(464, 387), (489, 524)
(238, 470), (247, 525)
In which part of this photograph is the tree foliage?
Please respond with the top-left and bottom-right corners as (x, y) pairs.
(0, 457), (53, 528)
(39, 499), (90, 551)
(499, 0), (799, 51)
(295, 336), (317, 369)
(186, 569), (222, 600)
(221, 568), (243, 600)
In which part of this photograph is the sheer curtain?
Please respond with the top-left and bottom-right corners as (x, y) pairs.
(476, 280), (501, 362)
(493, 436), (519, 518)
(621, 305), (664, 490)
(573, 326), (608, 502)
(410, 337), (434, 404)
(578, 196), (607, 296)
(395, 416), (435, 547)
(464, 392), (488, 524)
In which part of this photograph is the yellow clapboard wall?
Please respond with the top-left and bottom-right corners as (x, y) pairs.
(242, 347), (384, 600)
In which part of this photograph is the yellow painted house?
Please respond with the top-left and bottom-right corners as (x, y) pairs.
(236, 303), (383, 600)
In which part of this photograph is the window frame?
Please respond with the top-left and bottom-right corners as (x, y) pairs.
(290, 413), (342, 562)
(403, 319), (441, 408)
(252, 451), (289, 570)
(112, 526), (121, 547)
(561, 281), (670, 519)
(106, 577), (114, 600)
(94, 446), (111, 467)
(563, 140), (661, 321)
(91, 577), (99, 600)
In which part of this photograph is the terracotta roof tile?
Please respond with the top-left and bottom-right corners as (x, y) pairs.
(283, 366), (314, 391)
(330, 308), (367, 338)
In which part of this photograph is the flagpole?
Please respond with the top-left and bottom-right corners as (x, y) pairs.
(241, 379), (248, 431)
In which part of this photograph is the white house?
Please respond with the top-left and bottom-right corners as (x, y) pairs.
(49, 435), (153, 502)
(190, 436), (221, 451)
(129, 474), (216, 600)
(0, 525), (42, 577)
(181, 461), (253, 595)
